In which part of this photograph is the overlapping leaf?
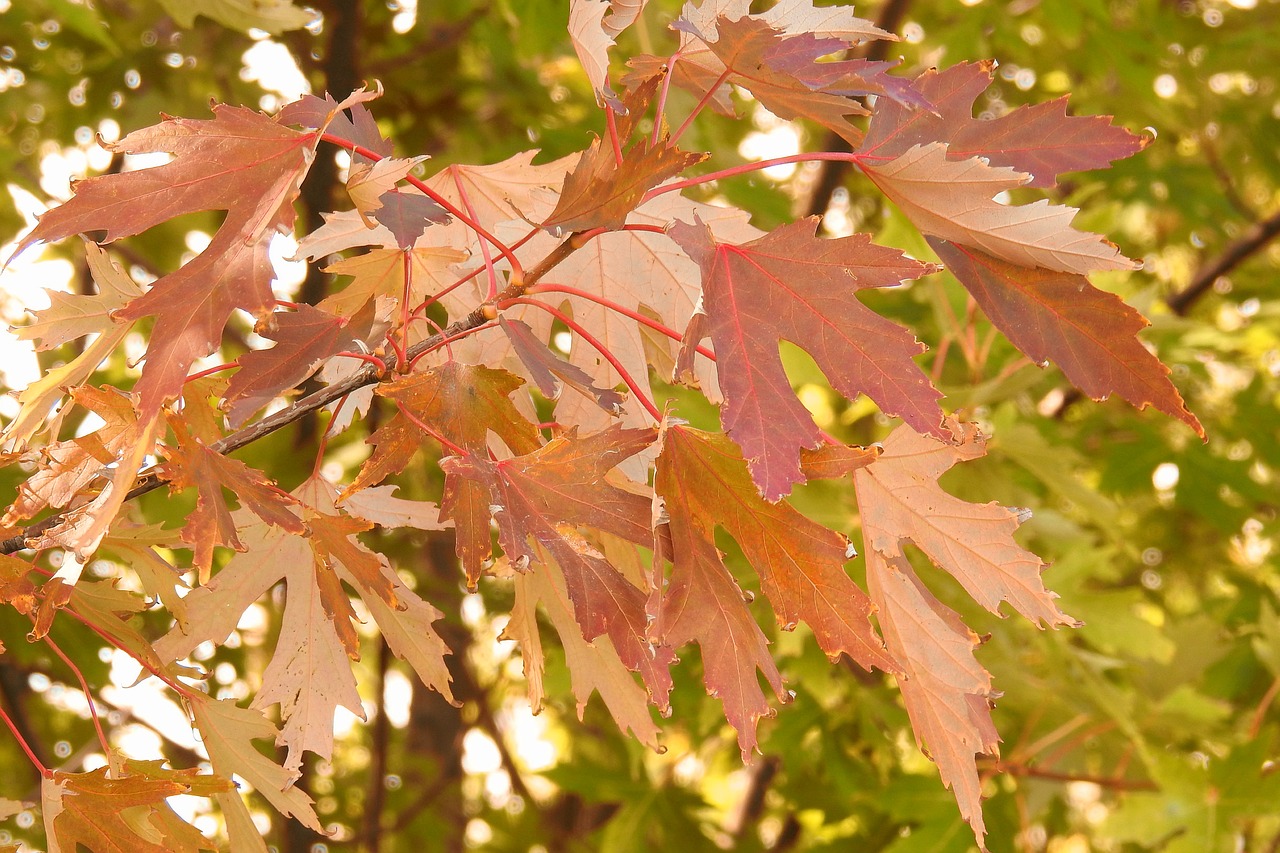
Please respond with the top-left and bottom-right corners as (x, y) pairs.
(861, 61), (1147, 188)
(350, 363), (543, 586)
(928, 238), (1203, 437)
(441, 425), (675, 702)
(501, 546), (662, 747)
(861, 142), (1139, 275)
(223, 299), (384, 426)
(654, 423), (897, 755)
(668, 216), (943, 500)
(854, 421), (1077, 843)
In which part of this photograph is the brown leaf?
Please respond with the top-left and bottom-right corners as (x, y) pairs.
(658, 428), (891, 665)
(162, 414), (306, 581)
(501, 546), (662, 747)
(865, 550), (999, 847)
(42, 767), (213, 853)
(359, 363), (542, 585)
(499, 316), (626, 414)
(442, 426), (674, 703)
(224, 299), (383, 426)
(15, 105), (317, 421)
(544, 135), (707, 234)
(928, 238), (1203, 438)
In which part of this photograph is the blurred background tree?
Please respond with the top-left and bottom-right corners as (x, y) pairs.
(0, 0), (1277, 851)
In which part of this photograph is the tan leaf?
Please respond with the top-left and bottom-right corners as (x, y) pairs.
(862, 142), (1139, 275)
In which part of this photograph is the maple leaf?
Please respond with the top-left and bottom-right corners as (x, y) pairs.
(500, 316), (626, 414)
(441, 426), (675, 702)
(346, 156), (431, 225)
(602, 0), (650, 36)
(0, 555), (37, 619)
(535, 192), (760, 441)
(862, 61), (1148, 189)
(501, 547), (662, 748)
(322, 245), (469, 317)
(41, 766), (216, 853)
(543, 134), (708, 234)
(861, 142), (1139, 275)
(156, 482), (454, 773)
(668, 216), (944, 500)
(352, 363), (543, 585)
(680, 0), (892, 43)
(570, 0), (627, 112)
(671, 16), (923, 144)
(927, 238), (1204, 437)
(864, 550), (999, 846)
(223, 299), (384, 426)
(15, 242), (138, 351)
(14, 105), (317, 422)
(853, 420), (1077, 844)
(188, 696), (325, 832)
(4, 385), (138, 524)
(162, 415), (307, 581)
(4, 242), (142, 450)
(653, 423), (896, 755)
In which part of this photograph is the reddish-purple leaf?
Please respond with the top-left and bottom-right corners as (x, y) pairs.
(862, 61), (1147, 188)
(225, 299), (381, 427)
(499, 316), (626, 414)
(928, 238), (1203, 437)
(668, 216), (944, 500)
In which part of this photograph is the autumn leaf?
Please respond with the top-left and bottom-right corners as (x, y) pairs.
(499, 316), (626, 414)
(668, 215), (944, 500)
(322, 246), (468, 317)
(155, 476), (452, 774)
(3, 242), (142, 450)
(162, 415), (306, 580)
(41, 766), (219, 853)
(864, 550), (999, 847)
(352, 363), (542, 585)
(188, 696), (325, 832)
(569, 0), (626, 112)
(543, 133), (707, 234)
(224, 299), (384, 426)
(15, 105), (317, 421)
(441, 426), (675, 702)
(4, 385), (138, 524)
(501, 546), (662, 748)
(861, 142), (1139, 275)
(680, 0), (892, 44)
(672, 16), (923, 144)
(862, 61), (1148, 189)
(927, 238), (1203, 437)
(653, 423), (896, 754)
(854, 420), (1077, 845)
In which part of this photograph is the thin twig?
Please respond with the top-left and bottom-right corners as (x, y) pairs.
(2, 228), (589, 556)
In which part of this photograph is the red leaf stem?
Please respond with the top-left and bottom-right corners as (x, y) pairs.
(502, 297), (663, 422)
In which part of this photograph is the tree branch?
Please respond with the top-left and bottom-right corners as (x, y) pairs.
(1165, 206), (1280, 316)
(1, 223), (584, 558)
(800, 0), (915, 219)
